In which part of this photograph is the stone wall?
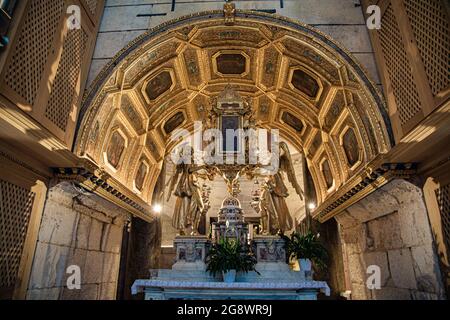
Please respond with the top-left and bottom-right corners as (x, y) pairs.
(335, 179), (445, 300)
(87, 0), (380, 88)
(27, 182), (130, 300)
(315, 218), (346, 299)
(122, 216), (161, 299)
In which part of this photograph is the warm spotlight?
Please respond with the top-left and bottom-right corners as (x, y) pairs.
(308, 202), (316, 210)
(153, 204), (162, 213)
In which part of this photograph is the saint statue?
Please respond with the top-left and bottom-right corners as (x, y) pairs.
(166, 150), (205, 236)
(259, 142), (304, 235)
(259, 179), (277, 235)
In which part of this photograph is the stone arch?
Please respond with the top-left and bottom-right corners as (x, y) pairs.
(75, 10), (393, 221)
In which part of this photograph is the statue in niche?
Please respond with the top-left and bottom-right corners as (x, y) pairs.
(259, 181), (278, 235)
(259, 142), (304, 235)
(166, 148), (207, 236)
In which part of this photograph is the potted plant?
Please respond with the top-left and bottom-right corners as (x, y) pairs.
(206, 239), (259, 283)
(282, 231), (328, 274)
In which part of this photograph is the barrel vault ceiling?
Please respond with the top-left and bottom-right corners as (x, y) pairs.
(75, 11), (392, 219)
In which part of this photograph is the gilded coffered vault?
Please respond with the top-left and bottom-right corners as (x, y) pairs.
(75, 10), (393, 222)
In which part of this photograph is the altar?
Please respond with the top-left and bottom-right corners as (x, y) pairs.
(131, 86), (330, 300)
(132, 279), (330, 300)
(131, 234), (330, 300)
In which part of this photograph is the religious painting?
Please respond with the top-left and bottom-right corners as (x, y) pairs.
(321, 159), (334, 189)
(145, 71), (172, 100)
(343, 128), (359, 167)
(291, 69), (320, 98)
(216, 53), (246, 74)
(106, 131), (126, 169)
(220, 115), (241, 153)
(163, 112), (185, 135)
(134, 161), (148, 191)
(281, 111), (304, 132)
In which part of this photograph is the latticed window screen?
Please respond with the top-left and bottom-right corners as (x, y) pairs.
(4, 0), (64, 105)
(404, 0), (450, 97)
(378, 4), (422, 126)
(436, 184), (450, 256)
(45, 29), (89, 130)
(0, 180), (35, 294)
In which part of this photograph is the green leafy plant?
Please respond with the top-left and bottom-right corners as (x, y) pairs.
(282, 231), (328, 270)
(206, 239), (259, 277)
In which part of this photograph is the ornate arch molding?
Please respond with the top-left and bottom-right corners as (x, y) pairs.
(74, 10), (395, 222)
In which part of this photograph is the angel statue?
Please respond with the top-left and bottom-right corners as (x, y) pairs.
(259, 141), (304, 235)
(166, 148), (207, 236)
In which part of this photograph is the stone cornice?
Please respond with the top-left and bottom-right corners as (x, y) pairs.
(313, 162), (418, 222)
(54, 163), (155, 223)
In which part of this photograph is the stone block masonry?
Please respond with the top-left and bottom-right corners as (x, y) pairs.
(335, 179), (446, 300)
(86, 0), (380, 87)
(26, 182), (130, 300)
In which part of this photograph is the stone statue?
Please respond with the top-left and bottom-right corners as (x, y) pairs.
(259, 142), (304, 234)
(259, 181), (276, 235)
(166, 151), (205, 236)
